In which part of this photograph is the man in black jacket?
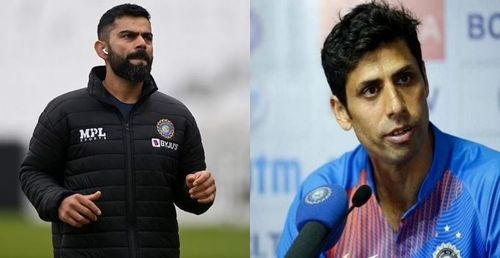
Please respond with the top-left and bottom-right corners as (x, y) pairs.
(19, 4), (216, 258)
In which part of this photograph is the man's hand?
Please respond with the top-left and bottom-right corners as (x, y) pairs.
(186, 171), (216, 204)
(58, 191), (102, 228)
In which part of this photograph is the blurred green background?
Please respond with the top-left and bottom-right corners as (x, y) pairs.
(0, 211), (248, 258)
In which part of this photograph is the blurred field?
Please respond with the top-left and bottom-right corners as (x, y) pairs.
(0, 211), (248, 258)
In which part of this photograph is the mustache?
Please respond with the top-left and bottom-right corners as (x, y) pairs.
(127, 50), (150, 62)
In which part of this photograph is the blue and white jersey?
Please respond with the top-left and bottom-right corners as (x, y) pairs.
(277, 124), (500, 258)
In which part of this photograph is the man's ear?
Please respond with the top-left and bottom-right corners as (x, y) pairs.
(330, 96), (352, 131)
(94, 40), (108, 60)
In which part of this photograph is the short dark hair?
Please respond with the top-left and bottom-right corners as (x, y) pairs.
(97, 4), (151, 41)
(321, 1), (424, 108)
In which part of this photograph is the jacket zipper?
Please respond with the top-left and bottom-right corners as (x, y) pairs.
(103, 92), (148, 258)
(124, 121), (137, 258)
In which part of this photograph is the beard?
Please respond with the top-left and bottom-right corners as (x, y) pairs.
(108, 48), (153, 83)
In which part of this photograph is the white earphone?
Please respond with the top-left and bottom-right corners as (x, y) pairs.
(103, 48), (108, 55)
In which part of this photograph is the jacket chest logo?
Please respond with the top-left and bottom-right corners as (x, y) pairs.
(151, 138), (178, 150)
(153, 118), (178, 151)
(156, 119), (175, 139)
(79, 127), (107, 142)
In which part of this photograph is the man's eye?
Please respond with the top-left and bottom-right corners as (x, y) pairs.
(397, 73), (412, 85)
(361, 86), (378, 97)
(123, 34), (135, 39)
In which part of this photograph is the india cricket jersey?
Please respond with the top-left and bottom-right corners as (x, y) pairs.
(277, 124), (500, 258)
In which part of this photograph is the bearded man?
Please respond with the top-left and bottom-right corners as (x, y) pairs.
(19, 4), (216, 258)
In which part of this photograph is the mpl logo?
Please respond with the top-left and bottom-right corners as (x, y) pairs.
(79, 128), (107, 142)
(151, 138), (179, 151)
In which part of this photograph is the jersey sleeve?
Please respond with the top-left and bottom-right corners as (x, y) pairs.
(276, 192), (300, 258)
(276, 172), (332, 258)
(481, 159), (500, 256)
(485, 178), (500, 257)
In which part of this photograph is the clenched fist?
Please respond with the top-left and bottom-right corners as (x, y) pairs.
(186, 171), (216, 204)
(58, 191), (102, 228)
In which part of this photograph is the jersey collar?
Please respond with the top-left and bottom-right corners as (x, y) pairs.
(363, 123), (450, 218)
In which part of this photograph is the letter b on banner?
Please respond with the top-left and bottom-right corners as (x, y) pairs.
(469, 13), (500, 39)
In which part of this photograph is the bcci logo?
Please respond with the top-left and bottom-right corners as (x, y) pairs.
(305, 186), (332, 205)
(156, 119), (175, 139)
(433, 243), (461, 258)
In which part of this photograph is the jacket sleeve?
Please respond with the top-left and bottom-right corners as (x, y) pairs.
(173, 114), (213, 215)
(19, 110), (75, 222)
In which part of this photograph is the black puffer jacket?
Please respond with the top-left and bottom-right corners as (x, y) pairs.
(19, 66), (212, 258)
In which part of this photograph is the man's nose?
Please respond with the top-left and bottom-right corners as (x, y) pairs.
(384, 84), (405, 119)
(135, 35), (147, 49)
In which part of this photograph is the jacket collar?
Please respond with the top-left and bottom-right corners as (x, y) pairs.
(86, 66), (158, 104)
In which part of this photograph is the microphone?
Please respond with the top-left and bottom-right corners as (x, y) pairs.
(319, 184), (373, 252)
(285, 184), (348, 258)
(347, 184), (372, 214)
(285, 184), (372, 258)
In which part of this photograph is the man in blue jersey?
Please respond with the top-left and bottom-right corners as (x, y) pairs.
(278, 2), (500, 257)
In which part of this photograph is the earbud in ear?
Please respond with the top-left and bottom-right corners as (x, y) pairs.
(103, 48), (108, 55)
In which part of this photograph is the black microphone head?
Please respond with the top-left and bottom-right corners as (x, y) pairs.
(352, 185), (372, 208)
